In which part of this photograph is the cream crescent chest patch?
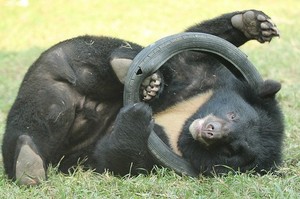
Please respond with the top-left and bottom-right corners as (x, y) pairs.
(154, 90), (213, 156)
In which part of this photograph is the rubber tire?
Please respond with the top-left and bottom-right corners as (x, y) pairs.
(123, 32), (263, 177)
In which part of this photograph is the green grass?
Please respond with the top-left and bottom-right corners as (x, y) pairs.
(0, 0), (300, 198)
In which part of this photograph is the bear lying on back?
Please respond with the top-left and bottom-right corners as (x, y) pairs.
(2, 9), (284, 186)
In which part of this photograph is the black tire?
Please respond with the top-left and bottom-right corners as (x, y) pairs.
(123, 32), (263, 177)
(124, 32), (263, 104)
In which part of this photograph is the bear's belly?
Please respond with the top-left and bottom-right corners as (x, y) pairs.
(67, 98), (122, 153)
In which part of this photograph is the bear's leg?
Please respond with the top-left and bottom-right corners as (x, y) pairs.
(94, 103), (156, 175)
(2, 79), (78, 184)
(185, 10), (279, 47)
(14, 135), (46, 186)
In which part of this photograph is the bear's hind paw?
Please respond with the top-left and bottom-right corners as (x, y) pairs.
(15, 135), (46, 186)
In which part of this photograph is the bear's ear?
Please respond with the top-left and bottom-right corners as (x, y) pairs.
(259, 79), (281, 98)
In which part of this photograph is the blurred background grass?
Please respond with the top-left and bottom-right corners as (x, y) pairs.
(0, 0), (299, 198)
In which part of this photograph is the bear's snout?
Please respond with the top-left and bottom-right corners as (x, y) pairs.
(189, 115), (230, 145)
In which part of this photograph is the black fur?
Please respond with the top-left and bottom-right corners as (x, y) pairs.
(2, 10), (284, 184)
(179, 86), (284, 175)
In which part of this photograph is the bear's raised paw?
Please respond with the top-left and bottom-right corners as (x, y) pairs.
(231, 10), (280, 43)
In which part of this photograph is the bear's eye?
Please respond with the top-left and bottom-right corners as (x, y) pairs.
(227, 112), (237, 120)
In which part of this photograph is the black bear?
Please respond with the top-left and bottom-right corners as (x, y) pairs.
(2, 10), (284, 186)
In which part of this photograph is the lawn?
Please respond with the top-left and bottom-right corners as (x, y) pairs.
(0, 0), (299, 198)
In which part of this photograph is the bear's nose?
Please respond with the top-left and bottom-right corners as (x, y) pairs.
(202, 121), (226, 140)
(205, 121), (222, 132)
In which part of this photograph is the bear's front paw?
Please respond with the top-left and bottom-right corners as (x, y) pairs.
(115, 103), (154, 138)
(140, 72), (163, 101)
(231, 10), (280, 43)
(119, 102), (153, 124)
